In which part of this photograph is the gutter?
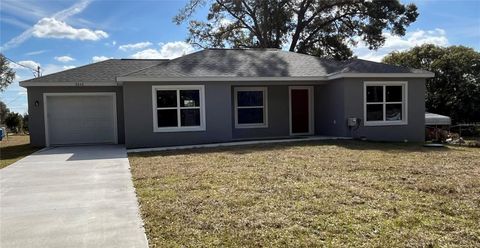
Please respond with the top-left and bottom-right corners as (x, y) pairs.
(326, 72), (435, 80)
(19, 72), (435, 87)
(117, 72), (435, 82)
(19, 81), (122, 87)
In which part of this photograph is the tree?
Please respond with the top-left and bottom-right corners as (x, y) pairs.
(383, 44), (480, 123)
(175, 0), (418, 59)
(5, 112), (22, 133)
(0, 100), (10, 124)
(22, 114), (29, 132)
(0, 53), (15, 92)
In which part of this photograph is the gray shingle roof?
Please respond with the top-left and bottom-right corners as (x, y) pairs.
(121, 49), (431, 79)
(21, 49), (432, 85)
(21, 59), (166, 83)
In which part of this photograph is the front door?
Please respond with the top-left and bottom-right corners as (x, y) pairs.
(289, 86), (313, 135)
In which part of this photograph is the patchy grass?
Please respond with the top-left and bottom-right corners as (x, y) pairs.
(0, 135), (39, 169)
(129, 140), (480, 247)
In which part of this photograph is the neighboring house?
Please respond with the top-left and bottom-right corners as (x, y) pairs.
(20, 49), (434, 148)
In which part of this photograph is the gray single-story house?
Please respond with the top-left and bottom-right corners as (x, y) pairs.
(20, 49), (434, 149)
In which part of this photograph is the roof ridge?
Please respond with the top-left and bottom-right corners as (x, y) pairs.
(206, 47), (282, 51)
(276, 49), (339, 61)
(20, 59), (117, 83)
(349, 58), (429, 72)
(167, 49), (206, 62)
(118, 60), (169, 78)
(120, 58), (169, 61)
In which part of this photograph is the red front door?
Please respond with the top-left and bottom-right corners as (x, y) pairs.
(291, 88), (310, 134)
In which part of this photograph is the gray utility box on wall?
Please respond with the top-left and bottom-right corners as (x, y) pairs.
(347, 117), (360, 127)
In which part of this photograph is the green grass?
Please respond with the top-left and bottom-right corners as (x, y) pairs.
(129, 140), (480, 247)
(0, 135), (39, 169)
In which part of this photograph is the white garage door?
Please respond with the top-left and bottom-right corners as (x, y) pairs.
(45, 93), (117, 146)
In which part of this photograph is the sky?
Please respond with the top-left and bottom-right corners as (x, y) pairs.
(1, 0), (479, 114)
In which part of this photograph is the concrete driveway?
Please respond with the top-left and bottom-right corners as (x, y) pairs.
(0, 145), (148, 248)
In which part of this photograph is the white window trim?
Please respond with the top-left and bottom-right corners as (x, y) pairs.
(152, 85), (206, 132)
(363, 81), (408, 126)
(234, 87), (268, 128)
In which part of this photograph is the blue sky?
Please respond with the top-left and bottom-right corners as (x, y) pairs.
(1, 0), (479, 114)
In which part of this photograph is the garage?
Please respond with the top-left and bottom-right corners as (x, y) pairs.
(44, 93), (118, 146)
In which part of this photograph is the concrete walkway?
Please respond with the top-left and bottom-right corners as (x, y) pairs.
(0, 145), (148, 248)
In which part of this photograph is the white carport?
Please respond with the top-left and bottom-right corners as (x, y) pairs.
(425, 112), (451, 126)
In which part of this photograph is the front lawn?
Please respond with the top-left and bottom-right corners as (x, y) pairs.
(0, 135), (39, 169)
(129, 141), (480, 247)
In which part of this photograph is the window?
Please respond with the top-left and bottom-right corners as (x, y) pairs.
(234, 87), (268, 128)
(364, 82), (407, 126)
(152, 85), (205, 132)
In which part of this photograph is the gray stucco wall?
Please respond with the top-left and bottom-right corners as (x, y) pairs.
(232, 85), (290, 140)
(124, 79), (425, 148)
(314, 78), (426, 142)
(314, 80), (345, 136)
(26, 77), (425, 148)
(123, 82), (318, 148)
(342, 78), (426, 142)
(123, 82), (233, 148)
(26, 86), (125, 147)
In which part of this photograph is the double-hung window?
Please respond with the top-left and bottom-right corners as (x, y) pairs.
(152, 85), (205, 132)
(364, 82), (407, 126)
(234, 87), (268, 128)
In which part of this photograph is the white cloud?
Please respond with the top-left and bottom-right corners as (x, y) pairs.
(119, 41), (152, 51)
(32, 17), (108, 41)
(92, 56), (112, 63)
(130, 49), (162, 59)
(8, 60), (75, 77)
(54, 56), (75, 63)
(8, 61), (41, 89)
(131, 41), (195, 59)
(10, 60), (41, 71)
(0, 0), (93, 51)
(354, 28), (449, 62)
(41, 64), (76, 75)
(25, 50), (48, 56)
